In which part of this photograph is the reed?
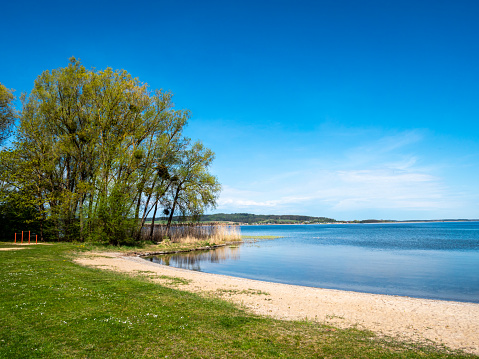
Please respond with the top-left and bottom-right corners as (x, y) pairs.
(140, 222), (241, 243)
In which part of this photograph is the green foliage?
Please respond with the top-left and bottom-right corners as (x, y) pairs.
(0, 189), (46, 240)
(162, 141), (221, 231)
(88, 186), (136, 245)
(0, 58), (220, 244)
(0, 82), (16, 146)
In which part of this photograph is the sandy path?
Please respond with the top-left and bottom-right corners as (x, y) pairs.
(0, 243), (51, 250)
(75, 252), (479, 355)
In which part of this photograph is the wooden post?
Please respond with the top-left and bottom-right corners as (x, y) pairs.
(21, 231), (24, 244)
(28, 231), (31, 244)
(15, 233), (17, 243)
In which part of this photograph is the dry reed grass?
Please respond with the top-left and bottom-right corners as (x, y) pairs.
(140, 223), (241, 243)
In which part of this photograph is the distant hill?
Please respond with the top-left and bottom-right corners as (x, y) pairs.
(145, 213), (336, 224)
(144, 214), (478, 225)
(198, 213), (336, 224)
(358, 219), (479, 223)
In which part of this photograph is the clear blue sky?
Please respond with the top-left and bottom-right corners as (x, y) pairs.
(2, 0), (478, 220)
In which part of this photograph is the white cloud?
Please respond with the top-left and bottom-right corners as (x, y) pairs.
(216, 164), (447, 215)
(217, 186), (311, 209)
(337, 169), (435, 184)
(329, 169), (443, 208)
(211, 129), (477, 219)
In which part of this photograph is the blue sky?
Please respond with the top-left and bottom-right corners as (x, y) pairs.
(2, 0), (478, 220)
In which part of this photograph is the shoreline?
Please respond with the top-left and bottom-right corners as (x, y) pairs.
(142, 252), (477, 305)
(240, 220), (479, 225)
(76, 251), (479, 355)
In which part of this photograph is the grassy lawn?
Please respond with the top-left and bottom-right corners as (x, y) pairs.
(0, 242), (475, 358)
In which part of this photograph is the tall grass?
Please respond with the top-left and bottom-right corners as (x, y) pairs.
(140, 223), (241, 243)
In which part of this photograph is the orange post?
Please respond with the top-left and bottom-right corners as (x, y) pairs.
(15, 233), (17, 243)
(28, 231), (31, 244)
(21, 231), (23, 244)
(36, 234), (38, 244)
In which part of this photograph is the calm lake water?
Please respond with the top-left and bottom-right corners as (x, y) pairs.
(146, 222), (479, 303)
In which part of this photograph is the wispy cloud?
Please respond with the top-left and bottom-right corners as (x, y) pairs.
(213, 130), (464, 218)
(326, 168), (446, 210)
(217, 167), (446, 213)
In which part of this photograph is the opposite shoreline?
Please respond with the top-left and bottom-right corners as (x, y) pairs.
(76, 251), (479, 355)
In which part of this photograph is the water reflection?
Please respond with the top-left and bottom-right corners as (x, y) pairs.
(141, 223), (479, 302)
(147, 245), (241, 271)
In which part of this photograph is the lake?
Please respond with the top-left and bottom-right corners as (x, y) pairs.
(145, 222), (479, 303)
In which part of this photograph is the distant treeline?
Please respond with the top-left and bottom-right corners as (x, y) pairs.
(146, 213), (337, 224)
(145, 215), (479, 225)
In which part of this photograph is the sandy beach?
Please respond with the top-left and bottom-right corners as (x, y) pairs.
(75, 251), (479, 355)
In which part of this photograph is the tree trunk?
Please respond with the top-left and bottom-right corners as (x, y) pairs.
(166, 186), (181, 239)
(40, 204), (45, 242)
(79, 195), (84, 242)
(148, 201), (159, 242)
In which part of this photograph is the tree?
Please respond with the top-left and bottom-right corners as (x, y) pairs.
(0, 83), (16, 146)
(0, 145), (58, 241)
(1, 58), (215, 244)
(163, 141), (221, 237)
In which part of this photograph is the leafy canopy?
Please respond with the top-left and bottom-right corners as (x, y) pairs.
(0, 58), (220, 244)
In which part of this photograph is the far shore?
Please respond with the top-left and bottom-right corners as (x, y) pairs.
(76, 251), (479, 355)
(239, 219), (479, 225)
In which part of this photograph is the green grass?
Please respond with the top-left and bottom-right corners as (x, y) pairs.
(0, 242), (476, 358)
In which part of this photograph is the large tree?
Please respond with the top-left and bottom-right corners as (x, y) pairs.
(1, 58), (220, 244)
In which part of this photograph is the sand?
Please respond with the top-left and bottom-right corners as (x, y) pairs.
(75, 251), (479, 355)
(0, 243), (56, 251)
